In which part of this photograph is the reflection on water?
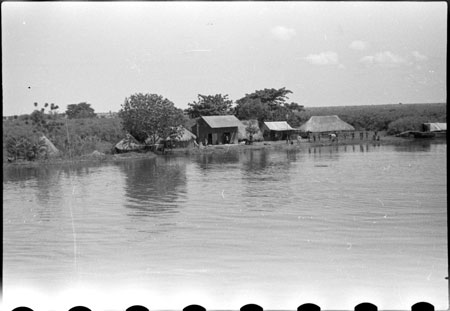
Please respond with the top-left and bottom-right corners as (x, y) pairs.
(2, 142), (447, 310)
(241, 149), (269, 172)
(194, 149), (240, 170)
(305, 142), (391, 156)
(393, 139), (444, 152)
(3, 165), (66, 221)
(119, 157), (187, 217)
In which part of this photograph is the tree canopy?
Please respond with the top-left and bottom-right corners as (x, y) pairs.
(233, 98), (271, 122)
(185, 94), (233, 118)
(234, 87), (304, 126)
(66, 102), (96, 119)
(119, 93), (185, 144)
(29, 102), (63, 137)
(237, 87), (292, 107)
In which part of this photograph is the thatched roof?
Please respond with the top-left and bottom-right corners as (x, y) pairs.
(167, 126), (196, 141)
(39, 135), (59, 156)
(299, 115), (355, 132)
(263, 121), (294, 131)
(115, 134), (144, 151)
(201, 115), (243, 128)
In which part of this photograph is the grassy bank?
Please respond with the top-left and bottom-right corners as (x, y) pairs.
(3, 130), (445, 168)
(3, 102), (446, 164)
(3, 117), (125, 162)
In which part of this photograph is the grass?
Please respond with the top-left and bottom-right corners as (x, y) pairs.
(3, 117), (126, 162)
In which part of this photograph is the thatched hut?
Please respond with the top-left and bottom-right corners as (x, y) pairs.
(164, 126), (197, 148)
(115, 134), (144, 153)
(39, 135), (60, 157)
(261, 121), (295, 141)
(299, 115), (355, 134)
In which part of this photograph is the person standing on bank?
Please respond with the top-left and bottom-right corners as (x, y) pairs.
(330, 133), (336, 142)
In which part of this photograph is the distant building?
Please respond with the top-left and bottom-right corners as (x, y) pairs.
(422, 122), (446, 137)
(298, 115), (355, 134)
(192, 115), (243, 145)
(261, 121), (295, 141)
(422, 122), (446, 132)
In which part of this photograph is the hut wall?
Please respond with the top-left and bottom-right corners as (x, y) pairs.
(262, 129), (294, 141)
(195, 119), (238, 145)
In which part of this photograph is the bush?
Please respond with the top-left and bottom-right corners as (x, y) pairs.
(5, 136), (46, 161)
(3, 116), (126, 161)
(386, 116), (428, 135)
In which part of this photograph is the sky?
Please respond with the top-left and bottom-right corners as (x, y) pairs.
(1, 1), (447, 116)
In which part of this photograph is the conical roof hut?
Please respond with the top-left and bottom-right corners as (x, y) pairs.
(299, 115), (355, 133)
(166, 126), (197, 141)
(165, 126), (197, 148)
(39, 135), (60, 157)
(115, 134), (144, 153)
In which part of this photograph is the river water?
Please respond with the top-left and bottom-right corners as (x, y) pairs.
(2, 142), (447, 310)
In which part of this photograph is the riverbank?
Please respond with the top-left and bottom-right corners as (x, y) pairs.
(166, 133), (445, 155)
(6, 133), (444, 169)
(3, 150), (157, 168)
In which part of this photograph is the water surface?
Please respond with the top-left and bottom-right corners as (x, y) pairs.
(3, 142), (447, 310)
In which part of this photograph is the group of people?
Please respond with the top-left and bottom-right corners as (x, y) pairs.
(284, 132), (382, 144)
(193, 134), (233, 148)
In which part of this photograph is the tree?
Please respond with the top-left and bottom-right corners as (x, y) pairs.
(237, 87), (292, 108)
(387, 116), (428, 135)
(30, 102), (63, 137)
(245, 120), (259, 143)
(234, 98), (271, 122)
(234, 87), (304, 125)
(185, 94), (233, 118)
(119, 93), (185, 144)
(66, 102), (96, 119)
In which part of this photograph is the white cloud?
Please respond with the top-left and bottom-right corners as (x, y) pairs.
(359, 51), (407, 67)
(271, 26), (296, 41)
(349, 40), (368, 51)
(412, 51), (428, 61)
(304, 51), (339, 65)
